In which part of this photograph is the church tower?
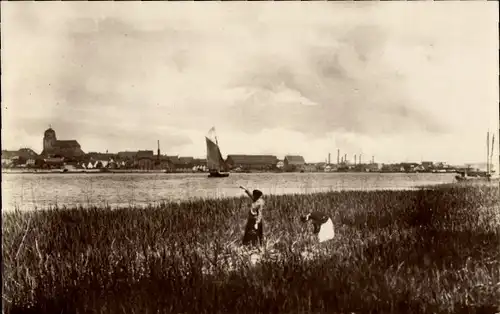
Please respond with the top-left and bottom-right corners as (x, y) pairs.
(43, 127), (57, 155)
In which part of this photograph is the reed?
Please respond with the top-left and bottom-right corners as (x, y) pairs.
(2, 185), (499, 314)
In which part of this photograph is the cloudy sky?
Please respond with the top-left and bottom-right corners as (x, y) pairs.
(2, 2), (498, 165)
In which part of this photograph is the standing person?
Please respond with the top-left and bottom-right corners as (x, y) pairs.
(300, 211), (335, 243)
(239, 185), (265, 248)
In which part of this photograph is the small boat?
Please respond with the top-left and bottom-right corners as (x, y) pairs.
(206, 127), (230, 178)
(456, 131), (497, 182)
(455, 171), (471, 181)
(208, 170), (230, 178)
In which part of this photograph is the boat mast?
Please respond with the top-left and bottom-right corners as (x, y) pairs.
(212, 127), (224, 171)
(212, 127), (219, 146)
(491, 134), (495, 175)
(487, 131), (490, 175)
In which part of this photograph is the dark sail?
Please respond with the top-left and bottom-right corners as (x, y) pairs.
(206, 137), (228, 172)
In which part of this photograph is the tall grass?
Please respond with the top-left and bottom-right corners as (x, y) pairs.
(2, 185), (500, 314)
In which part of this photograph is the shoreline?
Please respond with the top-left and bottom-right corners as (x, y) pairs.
(1, 169), (175, 174)
(1, 169), (460, 175)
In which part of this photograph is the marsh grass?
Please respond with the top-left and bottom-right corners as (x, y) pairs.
(2, 185), (500, 314)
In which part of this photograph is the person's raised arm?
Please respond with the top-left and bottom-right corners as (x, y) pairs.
(239, 186), (253, 200)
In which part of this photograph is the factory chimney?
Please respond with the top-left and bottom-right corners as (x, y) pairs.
(337, 149), (340, 165)
(157, 140), (160, 160)
(328, 153), (331, 165)
(359, 154), (362, 165)
(354, 154), (357, 165)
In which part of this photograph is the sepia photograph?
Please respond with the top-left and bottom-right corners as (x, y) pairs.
(1, 1), (499, 313)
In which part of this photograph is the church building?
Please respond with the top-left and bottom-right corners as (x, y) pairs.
(41, 127), (84, 158)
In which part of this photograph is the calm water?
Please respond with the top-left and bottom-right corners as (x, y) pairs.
(2, 172), (456, 211)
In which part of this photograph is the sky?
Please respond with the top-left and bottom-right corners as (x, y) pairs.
(2, 2), (499, 166)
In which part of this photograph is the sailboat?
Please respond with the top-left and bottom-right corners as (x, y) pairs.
(455, 131), (497, 182)
(486, 132), (498, 181)
(206, 127), (230, 178)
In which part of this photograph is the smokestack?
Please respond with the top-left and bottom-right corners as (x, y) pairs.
(360, 154), (362, 165)
(372, 155), (375, 164)
(328, 153), (331, 165)
(337, 149), (340, 165)
(344, 154), (347, 164)
(157, 140), (160, 160)
(354, 154), (357, 165)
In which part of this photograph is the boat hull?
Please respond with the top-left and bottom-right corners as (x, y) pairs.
(208, 171), (230, 178)
(455, 174), (497, 182)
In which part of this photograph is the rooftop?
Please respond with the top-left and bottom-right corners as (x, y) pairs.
(226, 154), (278, 165)
(284, 155), (306, 165)
(55, 140), (80, 149)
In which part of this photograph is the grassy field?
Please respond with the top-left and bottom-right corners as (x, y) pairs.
(2, 184), (500, 314)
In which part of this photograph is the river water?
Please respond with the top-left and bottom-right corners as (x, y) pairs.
(1, 172), (456, 211)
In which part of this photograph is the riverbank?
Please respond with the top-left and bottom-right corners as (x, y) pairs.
(3, 185), (499, 313)
(1, 169), (173, 174)
(1, 168), (463, 175)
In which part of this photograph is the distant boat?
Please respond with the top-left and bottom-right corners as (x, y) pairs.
(456, 131), (497, 182)
(455, 170), (472, 181)
(206, 127), (230, 178)
(487, 132), (499, 181)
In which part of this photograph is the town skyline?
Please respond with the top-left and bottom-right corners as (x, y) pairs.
(2, 2), (499, 167)
(1, 125), (496, 167)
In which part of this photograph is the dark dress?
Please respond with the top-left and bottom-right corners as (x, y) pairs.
(242, 198), (264, 247)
